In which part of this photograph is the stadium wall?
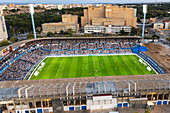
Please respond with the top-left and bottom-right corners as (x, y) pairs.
(5, 93), (170, 113)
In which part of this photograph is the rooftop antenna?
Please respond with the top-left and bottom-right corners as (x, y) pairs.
(29, 4), (36, 39)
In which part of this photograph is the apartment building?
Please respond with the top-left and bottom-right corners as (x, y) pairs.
(81, 5), (137, 29)
(42, 14), (79, 33)
(42, 22), (79, 34)
(62, 14), (78, 24)
(0, 6), (8, 41)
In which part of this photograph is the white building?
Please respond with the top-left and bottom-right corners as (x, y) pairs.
(164, 22), (169, 29)
(0, 6), (8, 41)
(57, 5), (63, 10)
(84, 25), (131, 34)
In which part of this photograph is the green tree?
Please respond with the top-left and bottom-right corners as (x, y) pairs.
(0, 41), (10, 47)
(27, 34), (34, 39)
(120, 29), (125, 35)
(47, 32), (54, 37)
(145, 109), (150, 113)
(166, 37), (170, 41)
(60, 29), (64, 34)
(152, 34), (160, 41)
(130, 27), (137, 36)
(9, 37), (18, 43)
(54, 31), (58, 34)
(120, 29), (128, 35)
(67, 28), (73, 35)
(152, 35), (160, 39)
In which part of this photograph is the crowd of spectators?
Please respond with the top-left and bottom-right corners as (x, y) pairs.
(47, 38), (137, 51)
(0, 49), (49, 81)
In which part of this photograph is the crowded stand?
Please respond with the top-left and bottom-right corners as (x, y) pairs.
(0, 38), (138, 81)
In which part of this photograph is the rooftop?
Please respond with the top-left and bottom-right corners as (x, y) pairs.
(0, 74), (169, 100)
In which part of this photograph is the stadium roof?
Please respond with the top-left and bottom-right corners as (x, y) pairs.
(0, 74), (169, 100)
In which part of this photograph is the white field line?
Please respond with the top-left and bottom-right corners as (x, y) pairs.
(29, 56), (47, 80)
(92, 56), (96, 77)
(133, 59), (145, 73)
(121, 57), (135, 75)
(55, 59), (64, 78)
(136, 55), (158, 74)
(43, 58), (52, 74)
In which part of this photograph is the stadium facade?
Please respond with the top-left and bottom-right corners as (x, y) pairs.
(0, 74), (169, 113)
(0, 37), (169, 113)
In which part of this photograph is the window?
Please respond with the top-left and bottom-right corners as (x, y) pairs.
(110, 100), (112, 104)
(104, 100), (106, 104)
(92, 101), (94, 105)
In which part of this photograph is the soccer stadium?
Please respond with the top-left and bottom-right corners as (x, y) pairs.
(0, 37), (163, 81)
(0, 36), (169, 113)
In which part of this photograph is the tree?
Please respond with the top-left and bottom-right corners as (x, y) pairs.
(54, 31), (58, 34)
(9, 37), (18, 43)
(120, 29), (128, 35)
(27, 34), (34, 40)
(0, 41), (10, 47)
(166, 37), (170, 41)
(67, 28), (73, 35)
(130, 27), (137, 36)
(145, 109), (150, 113)
(152, 34), (160, 42)
(120, 29), (125, 35)
(60, 29), (64, 34)
(47, 32), (54, 37)
(19, 28), (25, 34)
(152, 35), (160, 39)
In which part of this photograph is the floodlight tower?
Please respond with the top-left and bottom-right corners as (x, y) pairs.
(142, 5), (147, 39)
(29, 4), (36, 39)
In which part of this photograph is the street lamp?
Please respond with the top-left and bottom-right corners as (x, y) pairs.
(29, 4), (36, 39)
(142, 4), (147, 38)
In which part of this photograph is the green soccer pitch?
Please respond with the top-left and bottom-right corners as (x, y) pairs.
(30, 55), (157, 80)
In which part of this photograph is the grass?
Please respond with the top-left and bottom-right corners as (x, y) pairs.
(30, 55), (156, 80)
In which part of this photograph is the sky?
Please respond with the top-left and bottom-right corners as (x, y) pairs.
(0, 0), (170, 4)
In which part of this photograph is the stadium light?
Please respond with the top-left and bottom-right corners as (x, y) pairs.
(29, 4), (36, 39)
(142, 5), (147, 38)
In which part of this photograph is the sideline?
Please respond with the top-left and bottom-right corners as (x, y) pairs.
(136, 55), (158, 74)
(28, 56), (47, 80)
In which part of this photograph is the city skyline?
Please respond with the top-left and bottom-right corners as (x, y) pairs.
(0, 0), (170, 4)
